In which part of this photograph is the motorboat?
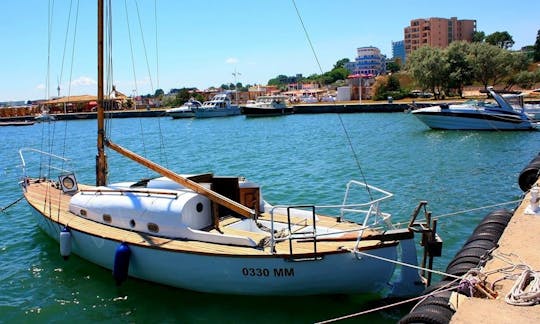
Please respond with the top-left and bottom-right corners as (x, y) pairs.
(411, 87), (538, 130)
(18, 0), (443, 297)
(0, 120), (36, 127)
(241, 95), (293, 117)
(34, 109), (56, 122)
(166, 99), (201, 119)
(193, 93), (240, 118)
(502, 93), (540, 121)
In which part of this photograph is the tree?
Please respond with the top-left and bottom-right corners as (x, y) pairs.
(406, 46), (449, 99)
(333, 58), (350, 69)
(387, 60), (401, 73)
(534, 29), (540, 62)
(472, 31), (485, 43)
(485, 31), (514, 49)
(446, 41), (473, 97)
(468, 42), (514, 89)
(154, 88), (164, 98)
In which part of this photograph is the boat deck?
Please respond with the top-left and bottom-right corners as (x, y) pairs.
(450, 183), (540, 323)
(23, 179), (395, 258)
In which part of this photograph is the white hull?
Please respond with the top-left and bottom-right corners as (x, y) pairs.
(413, 111), (535, 130)
(30, 205), (399, 295)
(194, 107), (240, 118)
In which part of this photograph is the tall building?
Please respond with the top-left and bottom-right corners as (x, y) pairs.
(392, 40), (406, 64)
(344, 46), (386, 76)
(404, 17), (476, 55)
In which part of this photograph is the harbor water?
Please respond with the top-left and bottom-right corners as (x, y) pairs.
(1, 112), (538, 323)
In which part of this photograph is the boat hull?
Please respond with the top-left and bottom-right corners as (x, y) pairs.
(412, 110), (536, 130)
(29, 203), (398, 296)
(241, 106), (294, 117)
(194, 107), (241, 118)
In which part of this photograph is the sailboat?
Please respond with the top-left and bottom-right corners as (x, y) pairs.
(18, 0), (441, 296)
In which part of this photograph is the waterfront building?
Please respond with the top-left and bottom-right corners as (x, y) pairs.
(404, 17), (476, 55)
(344, 46), (387, 76)
(392, 40), (406, 64)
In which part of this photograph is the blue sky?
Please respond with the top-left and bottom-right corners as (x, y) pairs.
(1, 0), (539, 102)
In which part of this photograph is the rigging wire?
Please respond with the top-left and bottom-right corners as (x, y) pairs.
(291, 0), (373, 200)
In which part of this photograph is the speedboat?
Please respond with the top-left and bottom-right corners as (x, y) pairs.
(411, 87), (537, 130)
(193, 93), (240, 118)
(241, 95), (293, 117)
(166, 99), (201, 118)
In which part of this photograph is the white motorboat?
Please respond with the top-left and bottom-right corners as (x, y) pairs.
(34, 109), (56, 122)
(193, 93), (240, 118)
(166, 99), (201, 119)
(241, 95), (293, 117)
(18, 0), (442, 297)
(411, 87), (537, 130)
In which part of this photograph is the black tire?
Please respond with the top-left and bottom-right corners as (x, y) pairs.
(445, 261), (479, 277)
(463, 231), (501, 244)
(446, 256), (482, 270)
(473, 223), (507, 235)
(399, 304), (454, 324)
(415, 296), (454, 311)
(422, 280), (456, 299)
(518, 158), (540, 192)
(454, 247), (490, 259)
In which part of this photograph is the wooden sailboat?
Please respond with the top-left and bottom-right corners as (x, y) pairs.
(19, 0), (441, 296)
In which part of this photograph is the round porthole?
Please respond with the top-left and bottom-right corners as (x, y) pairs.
(147, 223), (159, 233)
(196, 202), (203, 213)
(129, 219), (136, 228)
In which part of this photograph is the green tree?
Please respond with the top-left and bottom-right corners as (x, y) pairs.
(387, 60), (401, 73)
(485, 31), (514, 49)
(154, 88), (164, 98)
(472, 31), (485, 43)
(446, 41), (473, 97)
(333, 58), (350, 69)
(534, 29), (540, 62)
(468, 42), (514, 89)
(406, 46), (448, 99)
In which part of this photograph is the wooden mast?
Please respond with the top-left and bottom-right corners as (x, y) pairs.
(105, 140), (256, 218)
(96, 0), (108, 186)
(95, 0), (254, 219)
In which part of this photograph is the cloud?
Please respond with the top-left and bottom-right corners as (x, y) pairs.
(225, 57), (239, 64)
(36, 84), (45, 90)
(71, 76), (97, 86)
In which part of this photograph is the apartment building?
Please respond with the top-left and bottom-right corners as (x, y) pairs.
(344, 46), (386, 76)
(404, 17), (476, 55)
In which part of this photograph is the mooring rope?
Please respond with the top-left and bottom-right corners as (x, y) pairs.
(432, 199), (522, 221)
(352, 249), (462, 280)
(0, 196), (24, 213)
(315, 280), (461, 324)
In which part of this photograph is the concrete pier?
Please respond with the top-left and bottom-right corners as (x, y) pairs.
(450, 184), (540, 323)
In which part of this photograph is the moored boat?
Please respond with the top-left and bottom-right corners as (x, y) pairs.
(193, 93), (240, 118)
(18, 0), (443, 297)
(166, 99), (201, 119)
(241, 95), (293, 117)
(0, 120), (36, 127)
(411, 87), (538, 130)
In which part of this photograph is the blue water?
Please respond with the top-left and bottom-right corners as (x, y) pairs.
(1, 113), (538, 323)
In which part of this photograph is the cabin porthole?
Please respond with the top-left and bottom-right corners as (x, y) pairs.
(80, 209), (87, 216)
(129, 219), (136, 228)
(102, 214), (112, 223)
(196, 202), (203, 213)
(147, 223), (159, 233)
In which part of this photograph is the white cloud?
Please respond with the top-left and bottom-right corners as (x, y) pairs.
(36, 84), (45, 90)
(225, 57), (239, 64)
(71, 76), (97, 86)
